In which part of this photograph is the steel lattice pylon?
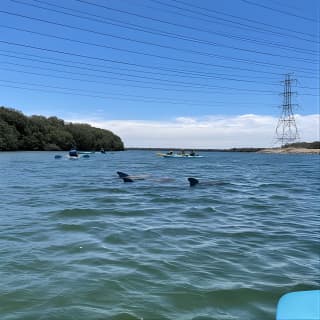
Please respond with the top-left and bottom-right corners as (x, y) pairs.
(275, 73), (300, 147)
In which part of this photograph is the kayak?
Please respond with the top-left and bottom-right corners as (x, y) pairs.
(157, 153), (203, 158)
(68, 155), (79, 160)
(276, 290), (320, 320)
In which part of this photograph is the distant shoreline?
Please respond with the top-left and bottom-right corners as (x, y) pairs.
(1, 147), (319, 154)
(126, 147), (319, 154)
(126, 147), (263, 152)
(258, 147), (319, 154)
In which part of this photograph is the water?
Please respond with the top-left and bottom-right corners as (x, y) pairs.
(0, 151), (319, 320)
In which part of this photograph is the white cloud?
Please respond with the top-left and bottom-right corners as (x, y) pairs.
(68, 114), (320, 149)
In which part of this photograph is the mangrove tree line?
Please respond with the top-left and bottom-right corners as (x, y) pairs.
(0, 106), (124, 151)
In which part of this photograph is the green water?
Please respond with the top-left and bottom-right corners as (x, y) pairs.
(0, 151), (319, 319)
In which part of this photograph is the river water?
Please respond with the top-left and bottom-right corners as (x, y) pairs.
(0, 151), (319, 320)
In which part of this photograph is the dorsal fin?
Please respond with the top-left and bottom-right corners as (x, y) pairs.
(123, 177), (134, 183)
(117, 171), (129, 178)
(188, 177), (199, 186)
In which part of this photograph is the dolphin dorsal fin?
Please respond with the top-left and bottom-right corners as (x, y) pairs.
(188, 177), (199, 186)
(117, 171), (129, 178)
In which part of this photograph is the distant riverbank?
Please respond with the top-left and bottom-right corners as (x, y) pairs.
(127, 141), (319, 154)
(126, 147), (319, 154)
(258, 147), (319, 154)
(126, 147), (264, 152)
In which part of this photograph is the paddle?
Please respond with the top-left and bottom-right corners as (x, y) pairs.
(276, 290), (320, 320)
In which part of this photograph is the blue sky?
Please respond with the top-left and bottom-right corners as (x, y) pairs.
(0, 0), (319, 147)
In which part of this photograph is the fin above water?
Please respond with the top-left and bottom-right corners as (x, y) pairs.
(117, 171), (129, 178)
(188, 177), (199, 186)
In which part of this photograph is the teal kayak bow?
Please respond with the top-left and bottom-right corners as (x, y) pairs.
(276, 290), (320, 320)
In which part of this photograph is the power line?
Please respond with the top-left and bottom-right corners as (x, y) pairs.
(168, 0), (316, 38)
(0, 54), (280, 85)
(0, 83), (206, 105)
(149, 0), (317, 42)
(1, 9), (316, 63)
(2, 65), (317, 96)
(16, 0), (317, 55)
(0, 48), (312, 81)
(0, 41), (288, 79)
(0, 79), (275, 106)
(0, 50), (319, 90)
(267, 0), (304, 12)
(74, 0), (319, 43)
(1, 0), (317, 113)
(0, 65), (280, 93)
(0, 68), (232, 95)
(4, 61), (276, 89)
(0, 25), (316, 74)
(0, 80), (217, 105)
(241, 0), (318, 23)
(1, 40), (313, 79)
(3, 83), (276, 109)
(297, 85), (320, 90)
(71, 0), (318, 48)
(0, 49), (282, 84)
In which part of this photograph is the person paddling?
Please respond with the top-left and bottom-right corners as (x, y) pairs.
(69, 148), (78, 157)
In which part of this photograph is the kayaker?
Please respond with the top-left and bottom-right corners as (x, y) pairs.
(69, 149), (78, 157)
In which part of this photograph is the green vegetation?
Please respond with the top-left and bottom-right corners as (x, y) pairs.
(283, 141), (320, 149)
(0, 106), (124, 151)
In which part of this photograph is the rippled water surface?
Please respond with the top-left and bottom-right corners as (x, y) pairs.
(1, 151), (319, 320)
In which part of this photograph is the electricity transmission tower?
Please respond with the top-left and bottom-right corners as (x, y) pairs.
(275, 73), (300, 147)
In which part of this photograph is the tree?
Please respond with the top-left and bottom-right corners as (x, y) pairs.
(0, 119), (19, 150)
(0, 106), (124, 151)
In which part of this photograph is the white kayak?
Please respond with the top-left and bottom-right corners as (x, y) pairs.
(68, 155), (80, 160)
(157, 153), (203, 158)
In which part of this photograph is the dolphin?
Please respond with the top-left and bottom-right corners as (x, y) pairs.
(188, 177), (200, 186)
(188, 177), (230, 187)
(117, 171), (174, 183)
(117, 171), (130, 178)
(117, 171), (150, 182)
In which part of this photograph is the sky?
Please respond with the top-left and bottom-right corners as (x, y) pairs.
(0, 0), (319, 148)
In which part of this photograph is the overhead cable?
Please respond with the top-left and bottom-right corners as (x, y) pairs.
(149, 0), (317, 42)
(0, 9), (315, 63)
(0, 26), (316, 74)
(240, 0), (318, 23)
(169, 0), (316, 38)
(12, 0), (317, 55)
(1, 40), (317, 79)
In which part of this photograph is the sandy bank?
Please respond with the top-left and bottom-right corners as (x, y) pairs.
(258, 147), (320, 154)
